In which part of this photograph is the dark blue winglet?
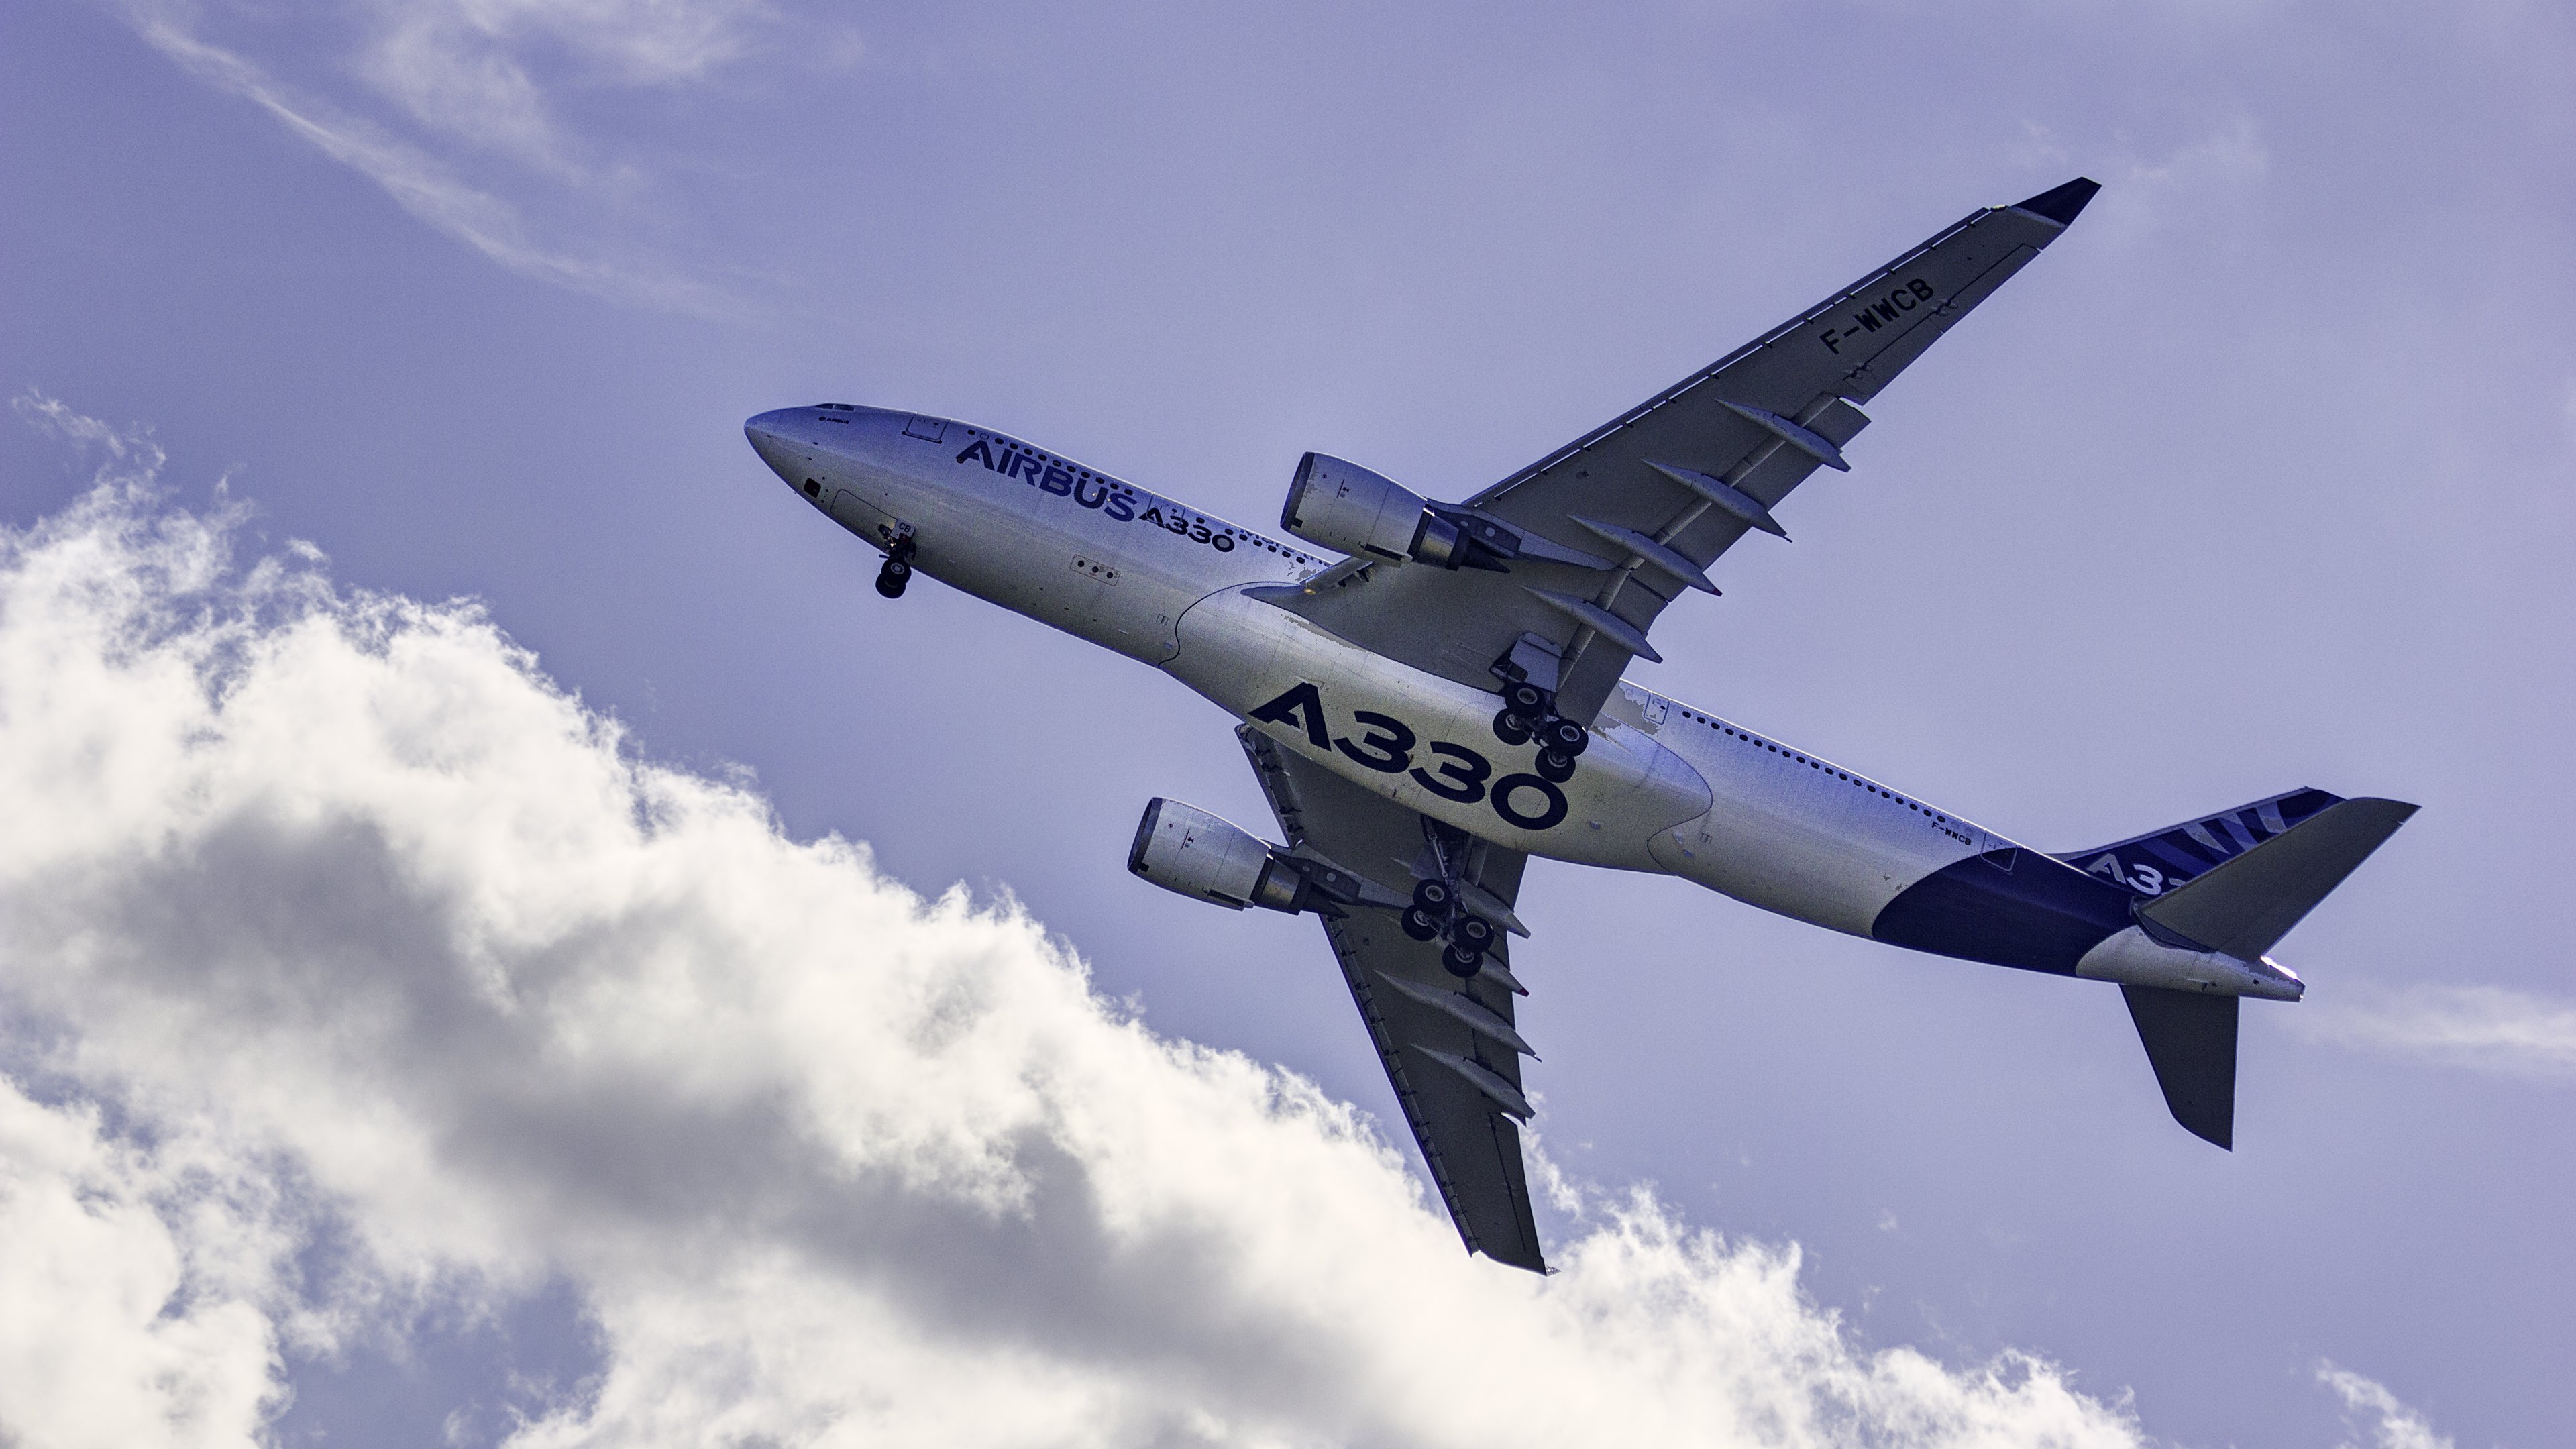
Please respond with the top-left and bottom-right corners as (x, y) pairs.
(2014, 177), (2101, 226)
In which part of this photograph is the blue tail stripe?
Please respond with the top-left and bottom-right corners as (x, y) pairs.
(1871, 850), (2135, 975)
(2055, 788), (2345, 902)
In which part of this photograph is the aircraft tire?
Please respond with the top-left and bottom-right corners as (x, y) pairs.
(1441, 943), (1483, 977)
(1492, 708), (1532, 745)
(1402, 907), (1443, 941)
(1455, 916), (1496, 953)
(1535, 749), (1576, 784)
(1412, 879), (1454, 912)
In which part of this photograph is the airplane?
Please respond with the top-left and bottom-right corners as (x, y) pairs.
(743, 178), (2414, 1273)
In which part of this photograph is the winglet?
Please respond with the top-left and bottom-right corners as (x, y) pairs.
(2012, 176), (2100, 227)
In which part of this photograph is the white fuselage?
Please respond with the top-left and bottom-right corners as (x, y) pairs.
(746, 404), (2293, 1000)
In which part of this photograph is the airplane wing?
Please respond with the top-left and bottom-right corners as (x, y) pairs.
(1238, 725), (1548, 1272)
(1268, 178), (2100, 722)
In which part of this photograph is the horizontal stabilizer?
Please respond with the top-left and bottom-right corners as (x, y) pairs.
(2123, 985), (2238, 1148)
(2137, 798), (2418, 961)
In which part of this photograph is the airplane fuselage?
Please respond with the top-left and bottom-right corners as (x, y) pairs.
(746, 403), (2298, 1002)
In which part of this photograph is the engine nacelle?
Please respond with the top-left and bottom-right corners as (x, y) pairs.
(1127, 799), (1313, 912)
(1284, 453), (1543, 572)
(1281, 453), (1434, 564)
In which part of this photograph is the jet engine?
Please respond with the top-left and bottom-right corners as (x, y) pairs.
(1127, 798), (1366, 914)
(1281, 453), (1527, 570)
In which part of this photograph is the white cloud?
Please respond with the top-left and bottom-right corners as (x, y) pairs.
(0, 404), (2150, 1446)
(2296, 984), (2576, 1079)
(2067, 118), (2273, 256)
(391, 0), (769, 88)
(2318, 1363), (2454, 1449)
(0, 1083), (286, 1449)
(352, 0), (769, 174)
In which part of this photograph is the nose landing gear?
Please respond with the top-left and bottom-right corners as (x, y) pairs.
(875, 533), (918, 599)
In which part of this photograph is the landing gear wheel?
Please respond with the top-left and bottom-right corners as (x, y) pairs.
(1411, 879), (1454, 912)
(1401, 906), (1442, 941)
(1454, 915), (1497, 954)
(1504, 682), (1548, 716)
(1491, 708), (1532, 746)
(875, 555), (912, 599)
(1535, 749), (1576, 784)
(1543, 718), (1589, 756)
(1441, 943), (1484, 978)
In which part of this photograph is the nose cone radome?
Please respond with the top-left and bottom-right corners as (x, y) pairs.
(744, 408), (804, 476)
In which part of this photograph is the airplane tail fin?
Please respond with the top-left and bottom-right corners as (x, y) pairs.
(2123, 986), (2239, 1148)
(2074, 792), (2418, 1150)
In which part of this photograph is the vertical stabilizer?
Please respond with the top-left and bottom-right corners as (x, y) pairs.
(2122, 986), (2239, 1148)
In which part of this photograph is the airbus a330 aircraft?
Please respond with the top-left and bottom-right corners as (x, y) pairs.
(745, 178), (2414, 1273)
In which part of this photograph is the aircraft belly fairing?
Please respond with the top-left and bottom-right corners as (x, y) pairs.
(1167, 586), (1711, 869)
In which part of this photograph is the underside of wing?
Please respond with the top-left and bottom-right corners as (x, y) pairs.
(1238, 726), (1548, 1273)
(1267, 179), (2099, 723)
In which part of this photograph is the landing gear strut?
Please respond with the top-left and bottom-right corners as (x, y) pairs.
(1492, 686), (1588, 782)
(1410, 825), (1502, 979)
(875, 535), (917, 599)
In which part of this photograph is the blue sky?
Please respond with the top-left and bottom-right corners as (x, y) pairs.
(3, 2), (2571, 1445)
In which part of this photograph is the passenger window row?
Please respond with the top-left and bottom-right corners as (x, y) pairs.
(1667, 708), (1950, 825)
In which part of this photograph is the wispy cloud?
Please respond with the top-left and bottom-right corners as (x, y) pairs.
(354, 0), (770, 175)
(2319, 1363), (2455, 1449)
(106, 0), (766, 312)
(11, 391), (166, 474)
(2298, 984), (2576, 1079)
(0, 405), (2154, 1446)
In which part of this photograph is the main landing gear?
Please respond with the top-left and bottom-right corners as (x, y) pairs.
(1491, 683), (1588, 784)
(875, 534), (917, 599)
(1401, 877), (1501, 978)
(1404, 821), (1503, 979)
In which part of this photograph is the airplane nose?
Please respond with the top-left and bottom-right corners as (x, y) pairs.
(744, 409), (804, 475)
